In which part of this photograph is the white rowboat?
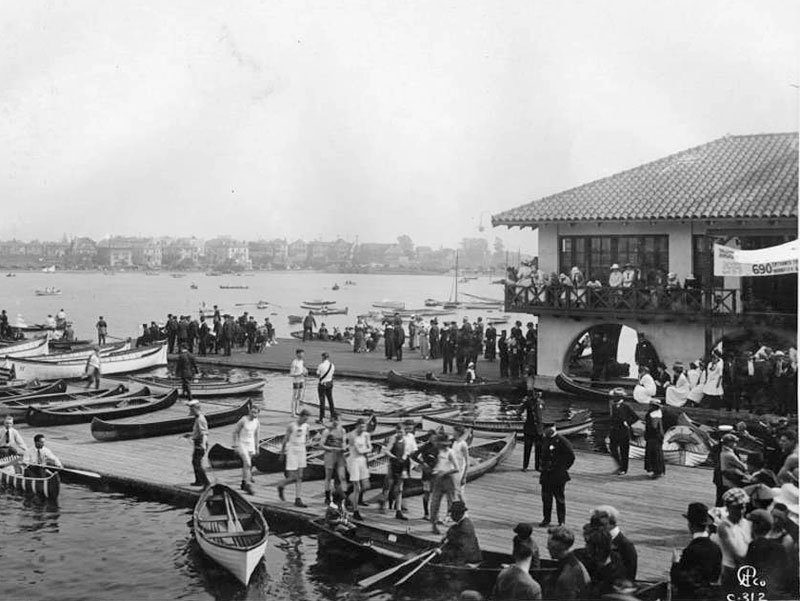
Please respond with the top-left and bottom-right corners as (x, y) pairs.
(11, 344), (167, 381)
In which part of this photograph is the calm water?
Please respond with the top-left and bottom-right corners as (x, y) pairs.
(0, 272), (597, 601)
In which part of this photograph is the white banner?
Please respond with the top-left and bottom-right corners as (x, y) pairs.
(714, 240), (799, 277)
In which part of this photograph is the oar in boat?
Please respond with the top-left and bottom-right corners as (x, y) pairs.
(357, 547), (439, 589)
(223, 491), (244, 533)
(24, 463), (102, 480)
(394, 545), (443, 586)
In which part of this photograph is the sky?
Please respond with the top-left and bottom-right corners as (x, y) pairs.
(1, 1), (798, 254)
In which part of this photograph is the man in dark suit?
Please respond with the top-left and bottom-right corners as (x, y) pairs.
(670, 502), (722, 601)
(538, 422), (575, 527)
(521, 386), (543, 472)
(590, 505), (638, 581)
(608, 391), (639, 475)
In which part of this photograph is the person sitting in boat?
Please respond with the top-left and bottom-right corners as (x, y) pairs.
(465, 362), (477, 384)
(63, 321), (76, 342)
(318, 323), (329, 341)
(55, 308), (67, 328)
(665, 361), (691, 407)
(23, 433), (63, 477)
(436, 501), (482, 565)
(632, 366), (657, 404)
(325, 489), (356, 535)
(0, 415), (28, 459)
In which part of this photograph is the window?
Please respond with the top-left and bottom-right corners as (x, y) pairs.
(558, 235), (669, 282)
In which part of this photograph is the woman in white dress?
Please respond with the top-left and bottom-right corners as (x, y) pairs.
(633, 365), (658, 404)
(665, 362), (691, 407)
(232, 404), (261, 494)
(686, 360), (706, 405)
(418, 321), (430, 359)
(702, 353), (725, 408)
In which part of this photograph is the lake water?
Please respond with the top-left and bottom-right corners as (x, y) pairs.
(0, 271), (600, 601)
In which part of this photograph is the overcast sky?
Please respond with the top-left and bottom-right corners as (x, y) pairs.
(2, 1), (798, 253)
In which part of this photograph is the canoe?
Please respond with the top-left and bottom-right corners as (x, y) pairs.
(26, 390), (178, 427)
(299, 401), (455, 425)
(0, 379), (67, 398)
(423, 409), (594, 438)
(0, 464), (60, 500)
(299, 306), (349, 315)
(372, 301), (405, 310)
(0, 337), (50, 358)
(289, 331), (351, 343)
(91, 398), (252, 441)
(35, 341), (131, 362)
(302, 299), (337, 306)
(193, 483), (268, 585)
(365, 433), (517, 501)
(0, 384), (130, 422)
(387, 370), (527, 395)
(219, 285), (249, 290)
(121, 375), (266, 397)
(35, 289), (62, 296)
(11, 343), (168, 381)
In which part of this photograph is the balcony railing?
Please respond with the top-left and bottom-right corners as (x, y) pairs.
(505, 283), (742, 320)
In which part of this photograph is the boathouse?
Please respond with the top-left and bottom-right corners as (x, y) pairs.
(492, 133), (798, 377)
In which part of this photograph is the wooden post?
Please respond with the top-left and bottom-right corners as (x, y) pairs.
(703, 234), (714, 357)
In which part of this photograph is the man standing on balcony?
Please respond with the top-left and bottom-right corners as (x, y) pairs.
(621, 263), (638, 288)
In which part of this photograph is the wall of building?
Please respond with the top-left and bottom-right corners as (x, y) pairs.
(537, 315), (707, 377)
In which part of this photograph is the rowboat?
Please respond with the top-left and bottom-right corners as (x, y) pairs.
(11, 343), (168, 381)
(0, 464), (60, 500)
(91, 398), (252, 441)
(387, 370), (527, 394)
(627, 423), (711, 467)
(193, 484), (268, 586)
(255, 301), (269, 310)
(35, 288), (62, 296)
(0, 379), (67, 398)
(298, 400), (455, 425)
(299, 306), (349, 315)
(289, 331), (351, 343)
(380, 309), (454, 319)
(48, 338), (93, 351)
(120, 375), (266, 397)
(0, 337), (50, 358)
(423, 409), (594, 438)
(302, 299), (337, 306)
(35, 340), (131, 362)
(0, 384), (130, 421)
(365, 433), (517, 500)
(219, 285), (249, 290)
(26, 390), (178, 427)
(372, 300), (405, 310)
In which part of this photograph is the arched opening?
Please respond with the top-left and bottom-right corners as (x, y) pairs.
(564, 323), (657, 381)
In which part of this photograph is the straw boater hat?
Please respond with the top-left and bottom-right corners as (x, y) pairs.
(610, 264), (620, 270)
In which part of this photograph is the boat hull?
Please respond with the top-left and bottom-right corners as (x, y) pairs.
(121, 376), (265, 397)
(26, 390), (178, 427)
(0, 337), (50, 358)
(387, 370), (526, 394)
(0, 465), (60, 499)
(423, 410), (593, 437)
(11, 344), (167, 381)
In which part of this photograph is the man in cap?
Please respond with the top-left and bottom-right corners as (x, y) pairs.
(316, 351), (335, 423)
(608, 389), (638, 475)
(437, 500), (482, 564)
(716, 487), (752, 588)
(184, 400), (210, 488)
(175, 345), (199, 400)
(715, 433), (747, 506)
(670, 502), (721, 601)
(538, 421), (575, 527)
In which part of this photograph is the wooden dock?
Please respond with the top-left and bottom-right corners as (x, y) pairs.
(14, 386), (718, 583)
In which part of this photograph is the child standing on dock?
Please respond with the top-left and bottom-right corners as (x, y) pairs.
(289, 349), (308, 417)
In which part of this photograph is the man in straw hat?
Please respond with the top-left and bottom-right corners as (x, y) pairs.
(437, 500), (482, 564)
(670, 502), (721, 601)
(715, 487), (752, 589)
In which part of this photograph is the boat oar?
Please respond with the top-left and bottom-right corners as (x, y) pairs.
(35, 464), (102, 479)
(357, 547), (438, 589)
(394, 545), (442, 586)
(223, 491), (243, 533)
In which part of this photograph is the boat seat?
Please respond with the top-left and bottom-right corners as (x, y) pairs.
(203, 529), (263, 538)
(201, 513), (253, 522)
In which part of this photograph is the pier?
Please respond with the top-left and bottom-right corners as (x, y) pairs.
(16, 376), (718, 584)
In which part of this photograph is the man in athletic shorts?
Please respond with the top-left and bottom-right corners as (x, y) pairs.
(319, 413), (347, 505)
(275, 409), (310, 507)
(346, 418), (372, 521)
(410, 429), (440, 520)
(289, 349), (308, 416)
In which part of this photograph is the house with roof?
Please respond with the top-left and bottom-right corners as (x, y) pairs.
(492, 133), (798, 378)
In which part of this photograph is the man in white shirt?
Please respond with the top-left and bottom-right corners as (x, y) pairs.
(0, 415), (27, 457)
(451, 425), (471, 502)
(316, 352), (335, 423)
(24, 434), (63, 476)
(288, 348), (308, 416)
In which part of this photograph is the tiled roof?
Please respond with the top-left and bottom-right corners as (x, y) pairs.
(492, 133), (798, 226)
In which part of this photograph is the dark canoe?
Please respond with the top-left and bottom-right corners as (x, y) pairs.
(289, 331), (351, 343)
(0, 379), (67, 398)
(26, 390), (179, 427)
(121, 375), (265, 397)
(91, 399), (252, 442)
(0, 465), (60, 500)
(387, 370), (526, 394)
(298, 400), (435, 423)
(0, 384), (129, 422)
(365, 434), (515, 502)
(556, 372), (771, 427)
(423, 410), (593, 438)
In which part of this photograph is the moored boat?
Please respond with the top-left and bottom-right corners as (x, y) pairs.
(423, 409), (594, 437)
(299, 306), (349, 315)
(35, 287), (62, 296)
(301, 299), (337, 306)
(0, 464), (60, 500)
(0, 337), (50, 358)
(0, 379), (67, 398)
(0, 384), (129, 421)
(25, 389), (178, 427)
(387, 370), (527, 394)
(193, 483), (269, 586)
(289, 330), (351, 343)
(35, 340), (131, 362)
(298, 400), (454, 424)
(119, 375), (265, 397)
(90, 398), (252, 441)
(371, 300), (405, 310)
(11, 343), (167, 381)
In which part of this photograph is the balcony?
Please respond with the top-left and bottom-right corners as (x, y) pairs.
(505, 283), (796, 328)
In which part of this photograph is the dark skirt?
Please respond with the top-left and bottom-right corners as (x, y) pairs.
(644, 438), (666, 475)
